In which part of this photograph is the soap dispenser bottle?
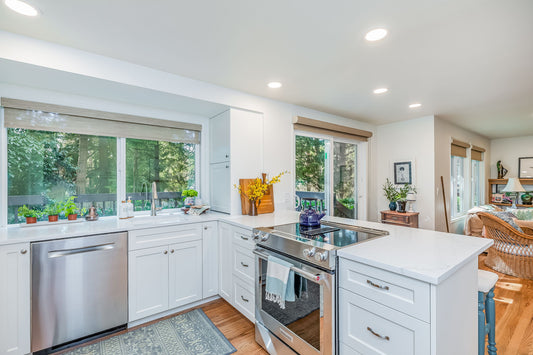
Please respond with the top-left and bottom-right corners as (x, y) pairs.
(119, 200), (128, 219)
(127, 197), (134, 218)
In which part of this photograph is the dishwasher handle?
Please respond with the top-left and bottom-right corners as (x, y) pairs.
(48, 242), (115, 258)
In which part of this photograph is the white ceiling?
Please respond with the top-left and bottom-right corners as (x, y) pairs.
(0, 0), (532, 138)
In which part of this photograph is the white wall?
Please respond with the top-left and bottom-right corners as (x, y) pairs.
(376, 116), (436, 229)
(434, 118), (490, 233)
(0, 30), (376, 216)
(490, 135), (533, 179)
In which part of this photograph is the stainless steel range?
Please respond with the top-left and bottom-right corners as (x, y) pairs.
(253, 221), (388, 355)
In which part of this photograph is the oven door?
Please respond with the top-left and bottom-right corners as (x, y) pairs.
(254, 247), (335, 355)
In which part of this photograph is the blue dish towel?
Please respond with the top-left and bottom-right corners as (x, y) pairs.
(265, 255), (295, 309)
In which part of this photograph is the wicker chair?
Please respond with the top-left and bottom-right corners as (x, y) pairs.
(478, 212), (533, 279)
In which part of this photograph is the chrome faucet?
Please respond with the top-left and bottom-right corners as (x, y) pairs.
(151, 181), (162, 216)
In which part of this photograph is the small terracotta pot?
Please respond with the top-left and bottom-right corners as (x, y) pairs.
(67, 214), (78, 221)
(26, 217), (37, 224)
(48, 215), (59, 222)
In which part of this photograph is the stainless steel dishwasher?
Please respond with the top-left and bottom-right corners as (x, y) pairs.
(31, 232), (128, 353)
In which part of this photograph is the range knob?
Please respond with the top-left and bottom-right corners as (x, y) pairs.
(261, 234), (270, 242)
(303, 247), (316, 258)
(252, 231), (262, 241)
(314, 251), (328, 262)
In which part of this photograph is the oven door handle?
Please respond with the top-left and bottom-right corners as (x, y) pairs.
(253, 249), (324, 284)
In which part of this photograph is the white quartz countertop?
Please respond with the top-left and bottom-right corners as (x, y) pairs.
(0, 210), (492, 284)
(330, 216), (493, 284)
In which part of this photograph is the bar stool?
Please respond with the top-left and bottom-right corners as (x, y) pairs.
(478, 270), (498, 355)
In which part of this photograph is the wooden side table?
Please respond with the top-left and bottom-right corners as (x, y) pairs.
(380, 210), (419, 228)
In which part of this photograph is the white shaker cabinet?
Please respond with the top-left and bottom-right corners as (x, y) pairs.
(128, 223), (203, 322)
(210, 162), (231, 214)
(0, 243), (30, 355)
(202, 221), (219, 298)
(209, 110), (230, 164)
(209, 108), (263, 215)
(218, 222), (233, 303)
(128, 245), (170, 321)
(169, 240), (203, 308)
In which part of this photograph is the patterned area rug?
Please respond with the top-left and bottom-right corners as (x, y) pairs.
(64, 309), (236, 355)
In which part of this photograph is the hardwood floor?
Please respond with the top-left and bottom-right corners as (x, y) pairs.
(479, 254), (533, 355)
(52, 298), (266, 355)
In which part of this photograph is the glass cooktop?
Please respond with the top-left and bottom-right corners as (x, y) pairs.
(268, 222), (388, 248)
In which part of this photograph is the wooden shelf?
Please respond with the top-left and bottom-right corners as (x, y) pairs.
(491, 202), (532, 208)
(488, 179), (533, 207)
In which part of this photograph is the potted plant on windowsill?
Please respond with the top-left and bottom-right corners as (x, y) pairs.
(63, 196), (86, 220)
(45, 201), (64, 222)
(182, 189), (198, 207)
(18, 205), (42, 224)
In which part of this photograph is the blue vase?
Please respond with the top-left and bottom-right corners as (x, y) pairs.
(389, 201), (397, 211)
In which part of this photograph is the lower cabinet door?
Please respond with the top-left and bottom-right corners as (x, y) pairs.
(0, 243), (30, 355)
(169, 240), (203, 309)
(219, 222), (233, 303)
(339, 289), (430, 355)
(202, 222), (219, 298)
(128, 246), (169, 322)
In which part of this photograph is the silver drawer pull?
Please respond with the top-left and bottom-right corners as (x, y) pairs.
(241, 295), (249, 303)
(240, 236), (249, 241)
(367, 327), (390, 341)
(241, 261), (249, 267)
(367, 279), (389, 290)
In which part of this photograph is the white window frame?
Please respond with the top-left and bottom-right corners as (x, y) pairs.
(0, 115), (201, 226)
(293, 130), (367, 219)
(451, 154), (467, 220)
(471, 159), (485, 207)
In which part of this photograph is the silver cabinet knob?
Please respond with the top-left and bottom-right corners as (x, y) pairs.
(170, 249), (175, 253)
(20, 249), (27, 255)
(204, 226), (208, 230)
(164, 250), (168, 255)
(225, 165), (229, 168)
(225, 154), (229, 158)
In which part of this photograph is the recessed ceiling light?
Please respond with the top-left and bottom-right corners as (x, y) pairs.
(267, 82), (282, 89)
(409, 103), (422, 108)
(365, 28), (388, 42)
(4, 0), (38, 16)
(373, 88), (388, 94)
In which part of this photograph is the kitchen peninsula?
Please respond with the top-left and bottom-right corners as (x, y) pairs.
(0, 211), (491, 355)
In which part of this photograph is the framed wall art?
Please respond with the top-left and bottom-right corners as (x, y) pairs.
(394, 161), (412, 184)
(519, 157), (533, 178)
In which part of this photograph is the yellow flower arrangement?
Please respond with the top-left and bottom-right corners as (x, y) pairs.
(234, 171), (288, 202)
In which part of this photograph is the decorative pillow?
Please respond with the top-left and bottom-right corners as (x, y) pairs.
(514, 218), (533, 231)
(488, 211), (523, 233)
(506, 208), (533, 221)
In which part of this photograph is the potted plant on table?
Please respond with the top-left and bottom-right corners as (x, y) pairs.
(383, 178), (399, 211)
(63, 196), (86, 220)
(17, 205), (42, 224)
(396, 184), (417, 213)
(45, 201), (64, 222)
(182, 189), (198, 207)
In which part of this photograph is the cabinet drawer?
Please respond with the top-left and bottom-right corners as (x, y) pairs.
(233, 246), (254, 283)
(232, 227), (254, 250)
(129, 224), (202, 250)
(339, 259), (430, 322)
(339, 289), (430, 355)
(340, 342), (364, 355)
(233, 277), (255, 321)
(386, 214), (409, 223)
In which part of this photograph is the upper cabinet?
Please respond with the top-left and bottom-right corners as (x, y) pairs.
(209, 108), (264, 215)
(209, 110), (231, 164)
